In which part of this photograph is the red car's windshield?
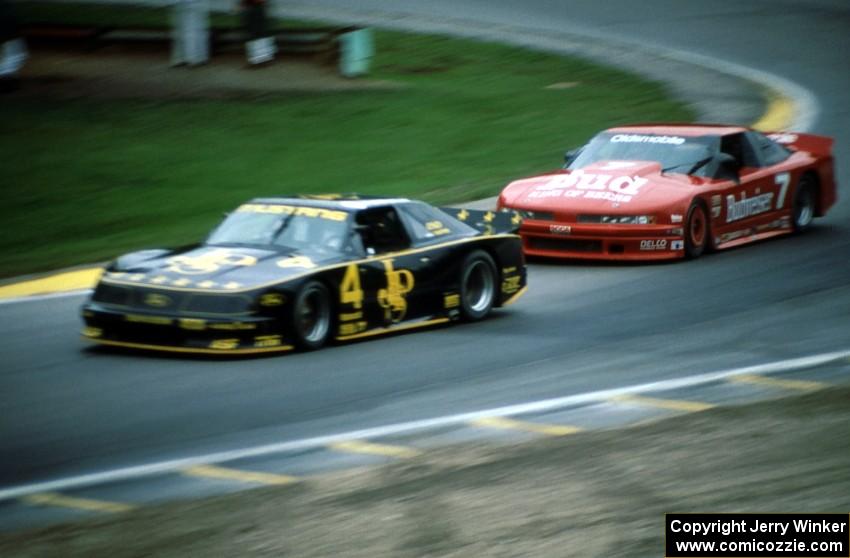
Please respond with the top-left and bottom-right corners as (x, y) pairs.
(569, 132), (720, 175)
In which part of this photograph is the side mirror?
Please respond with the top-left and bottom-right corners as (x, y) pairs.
(716, 153), (740, 182)
(564, 147), (583, 167)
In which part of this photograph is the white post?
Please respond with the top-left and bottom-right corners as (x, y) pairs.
(0, 38), (27, 77)
(171, 0), (209, 66)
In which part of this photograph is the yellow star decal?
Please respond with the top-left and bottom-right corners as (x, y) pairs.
(457, 209), (469, 221)
(511, 212), (522, 225)
(483, 211), (495, 223)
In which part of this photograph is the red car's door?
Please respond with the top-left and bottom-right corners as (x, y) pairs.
(713, 132), (792, 244)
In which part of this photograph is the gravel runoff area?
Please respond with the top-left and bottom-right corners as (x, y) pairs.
(16, 44), (400, 100)
(1, 387), (848, 557)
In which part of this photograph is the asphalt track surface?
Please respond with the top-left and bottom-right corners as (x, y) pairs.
(2, 0), (849, 493)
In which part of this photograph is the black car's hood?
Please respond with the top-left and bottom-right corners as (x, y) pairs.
(103, 245), (347, 292)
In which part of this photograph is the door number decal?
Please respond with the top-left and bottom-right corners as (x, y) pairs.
(775, 172), (791, 209)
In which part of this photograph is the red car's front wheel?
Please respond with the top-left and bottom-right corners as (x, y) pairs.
(685, 202), (709, 259)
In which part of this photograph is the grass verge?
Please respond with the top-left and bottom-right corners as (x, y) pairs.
(2, 2), (693, 277)
(2, 387), (847, 557)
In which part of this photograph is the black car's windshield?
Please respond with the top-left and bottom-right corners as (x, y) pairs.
(207, 203), (351, 251)
(569, 132), (720, 176)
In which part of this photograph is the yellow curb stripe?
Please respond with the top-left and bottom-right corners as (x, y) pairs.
(471, 416), (582, 436)
(183, 465), (298, 485)
(329, 440), (421, 459)
(21, 492), (134, 513)
(729, 374), (827, 392)
(611, 394), (714, 413)
(752, 92), (795, 131)
(0, 268), (102, 299)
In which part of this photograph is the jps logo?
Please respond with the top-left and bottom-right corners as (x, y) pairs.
(550, 224), (571, 235)
(144, 293), (172, 308)
(378, 259), (415, 323)
(166, 249), (257, 275)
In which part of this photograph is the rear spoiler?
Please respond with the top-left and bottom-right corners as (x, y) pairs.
(440, 207), (523, 235)
(767, 132), (834, 157)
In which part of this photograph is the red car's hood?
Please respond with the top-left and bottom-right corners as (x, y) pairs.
(500, 161), (702, 215)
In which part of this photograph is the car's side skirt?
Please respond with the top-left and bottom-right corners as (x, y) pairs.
(83, 337), (295, 355)
(335, 317), (451, 342)
(714, 228), (792, 251)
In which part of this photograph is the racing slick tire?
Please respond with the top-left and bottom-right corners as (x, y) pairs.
(459, 250), (497, 321)
(291, 280), (332, 350)
(792, 175), (816, 233)
(684, 201), (709, 259)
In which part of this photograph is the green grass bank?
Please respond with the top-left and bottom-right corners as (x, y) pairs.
(1, 2), (694, 277)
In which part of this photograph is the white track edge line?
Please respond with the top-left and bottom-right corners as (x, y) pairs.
(1, 349), (847, 502)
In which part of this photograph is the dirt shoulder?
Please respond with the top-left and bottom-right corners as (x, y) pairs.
(2, 387), (848, 557)
(16, 44), (398, 101)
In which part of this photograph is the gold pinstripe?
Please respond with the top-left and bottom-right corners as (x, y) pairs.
(83, 337), (295, 355)
(501, 286), (528, 306)
(335, 318), (450, 341)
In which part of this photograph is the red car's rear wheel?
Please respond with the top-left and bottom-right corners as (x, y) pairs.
(792, 175), (816, 233)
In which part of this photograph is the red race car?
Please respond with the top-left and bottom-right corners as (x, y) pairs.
(497, 124), (836, 260)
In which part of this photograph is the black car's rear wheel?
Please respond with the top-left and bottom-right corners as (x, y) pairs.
(685, 201), (709, 259)
(291, 280), (332, 350)
(459, 250), (497, 321)
(792, 175), (816, 233)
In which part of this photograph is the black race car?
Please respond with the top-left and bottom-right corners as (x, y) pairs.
(81, 196), (527, 355)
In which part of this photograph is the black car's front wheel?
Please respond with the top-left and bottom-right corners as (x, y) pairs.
(290, 280), (332, 350)
(459, 250), (497, 321)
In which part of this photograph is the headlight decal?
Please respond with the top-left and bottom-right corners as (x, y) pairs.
(578, 214), (656, 225)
